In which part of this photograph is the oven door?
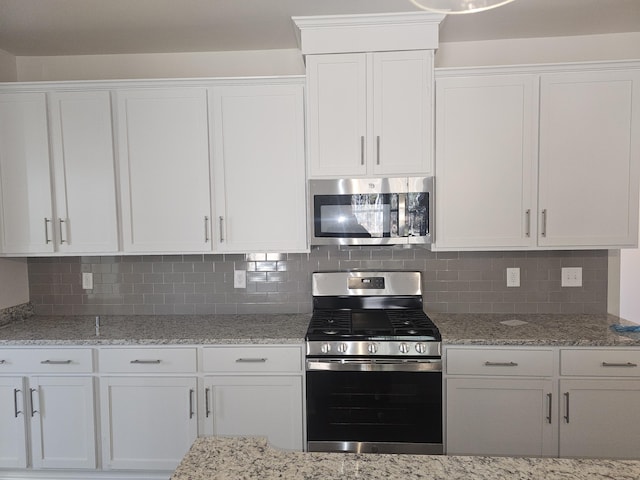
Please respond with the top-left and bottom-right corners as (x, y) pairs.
(305, 358), (443, 454)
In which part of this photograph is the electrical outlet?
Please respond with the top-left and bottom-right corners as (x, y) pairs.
(234, 270), (247, 289)
(506, 268), (520, 287)
(82, 272), (93, 290)
(561, 267), (582, 287)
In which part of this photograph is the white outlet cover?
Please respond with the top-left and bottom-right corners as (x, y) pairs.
(234, 270), (247, 289)
(82, 272), (93, 290)
(506, 267), (520, 287)
(561, 267), (583, 287)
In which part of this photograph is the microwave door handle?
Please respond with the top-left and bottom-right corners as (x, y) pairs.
(398, 193), (407, 237)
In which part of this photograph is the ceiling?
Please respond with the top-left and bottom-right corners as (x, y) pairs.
(0, 0), (639, 57)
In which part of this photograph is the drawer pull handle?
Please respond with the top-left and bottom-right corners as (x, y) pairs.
(130, 359), (162, 364)
(484, 361), (518, 367)
(602, 362), (638, 367)
(546, 393), (552, 424)
(235, 358), (267, 363)
(14, 389), (22, 418)
(40, 360), (72, 365)
(564, 392), (570, 423)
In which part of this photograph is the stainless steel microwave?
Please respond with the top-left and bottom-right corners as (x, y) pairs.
(308, 177), (433, 246)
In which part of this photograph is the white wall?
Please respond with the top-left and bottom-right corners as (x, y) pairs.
(17, 48), (305, 81)
(620, 194), (640, 323)
(0, 258), (29, 309)
(0, 48), (17, 82)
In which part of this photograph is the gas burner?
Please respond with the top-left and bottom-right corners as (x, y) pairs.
(323, 330), (339, 335)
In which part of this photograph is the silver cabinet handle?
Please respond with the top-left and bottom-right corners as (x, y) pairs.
(484, 361), (518, 367)
(205, 387), (211, 418)
(564, 392), (570, 423)
(130, 359), (162, 364)
(30, 388), (38, 417)
(44, 218), (52, 244)
(40, 359), (72, 365)
(14, 388), (22, 418)
(219, 216), (225, 243)
(59, 218), (67, 243)
(235, 358), (267, 363)
(376, 135), (381, 165)
(204, 216), (210, 242)
(525, 209), (531, 237)
(541, 209), (547, 237)
(602, 362), (638, 367)
(360, 136), (365, 165)
(546, 393), (552, 424)
(189, 389), (195, 419)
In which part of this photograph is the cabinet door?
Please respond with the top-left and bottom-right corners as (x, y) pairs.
(0, 377), (27, 468)
(203, 376), (303, 451)
(210, 84), (307, 252)
(0, 92), (54, 254)
(100, 376), (197, 470)
(48, 91), (119, 253)
(446, 378), (556, 456)
(434, 74), (538, 249)
(538, 70), (640, 247)
(116, 88), (212, 253)
(372, 50), (433, 176)
(306, 54), (368, 178)
(560, 379), (640, 459)
(29, 376), (96, 469)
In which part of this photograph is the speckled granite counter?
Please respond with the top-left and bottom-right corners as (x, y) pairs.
(431, 313), (640, 346)
(0, 314), (309, 345)
(0, 312), (638, 347)
(171, 436), (640, 480)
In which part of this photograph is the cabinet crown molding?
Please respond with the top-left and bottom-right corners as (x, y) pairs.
(292, 12), (445, 55)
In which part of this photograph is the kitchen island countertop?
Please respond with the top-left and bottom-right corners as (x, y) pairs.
(170, 436), (640, 480)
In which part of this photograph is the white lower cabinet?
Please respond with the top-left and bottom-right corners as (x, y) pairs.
(99, 376), (198, 470)
(0, 348), (97, 470)
(445, 347), (557, 457)
(200, 345), (304, 451)
(558, 348), (640, 459)
(98, 347), (198, 471)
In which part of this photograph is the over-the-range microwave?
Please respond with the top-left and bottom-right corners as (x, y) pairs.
(308, 177), (433, 246)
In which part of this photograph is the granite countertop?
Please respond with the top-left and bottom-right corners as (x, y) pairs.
(0, 312), (639, 347)
(0, 314), (310, 345)
(171, 436), (640, 480)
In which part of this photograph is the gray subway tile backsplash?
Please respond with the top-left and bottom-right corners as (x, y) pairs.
(27, 246), (608, 316)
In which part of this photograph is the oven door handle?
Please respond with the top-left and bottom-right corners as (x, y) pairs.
(306, 358), (442, 372)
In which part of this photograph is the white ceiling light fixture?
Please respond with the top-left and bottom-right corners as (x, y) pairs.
(409, 0), (516, 14)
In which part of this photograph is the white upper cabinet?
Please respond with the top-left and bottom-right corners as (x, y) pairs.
(435, 74), (538, 249)
(48, 91), (119, 253)
(116, 87), (213, 253)
(538, 70), (640, 248)
(0, 92), (54, 254)
(307, 50), (434, 178)
(210, 83), (307, 253)
(434, 64), (640, 250)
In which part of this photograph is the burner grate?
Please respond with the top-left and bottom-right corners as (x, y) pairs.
(308, 310), (351, 335)
(386, 310), (439, 337)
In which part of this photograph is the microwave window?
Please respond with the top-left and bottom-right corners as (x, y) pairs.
(319, 204), (391, 237)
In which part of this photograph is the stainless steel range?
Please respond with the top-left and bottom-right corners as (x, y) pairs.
(305, 271), (443, 455)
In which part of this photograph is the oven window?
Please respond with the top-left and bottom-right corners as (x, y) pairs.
(306, 370), (442, 444)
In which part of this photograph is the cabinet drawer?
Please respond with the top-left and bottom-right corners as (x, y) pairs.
(446, 348), (554, 376)
(0, 348), (93, 373)
(561, 349), (640, 377)
(99, 347), (197, 373)
(202, 346), (302, 373)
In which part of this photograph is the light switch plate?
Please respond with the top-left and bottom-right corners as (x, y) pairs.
(561, 267), (582, 287)
(234, 270), (247, 289)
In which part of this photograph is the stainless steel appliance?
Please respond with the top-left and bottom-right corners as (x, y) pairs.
(305, 271), (442, 455)
(309, 177), (433, 246)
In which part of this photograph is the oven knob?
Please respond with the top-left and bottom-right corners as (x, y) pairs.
(321, 343), (331, 354)
(337, 343), (348, 353)
(415, 343), (427, 354)
(367, 343), (378, 354)
(399, 343), (410, 354)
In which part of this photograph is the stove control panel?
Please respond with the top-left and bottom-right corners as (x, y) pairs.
(348, 277), (385, 290)
(307, 340), (441, 357)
